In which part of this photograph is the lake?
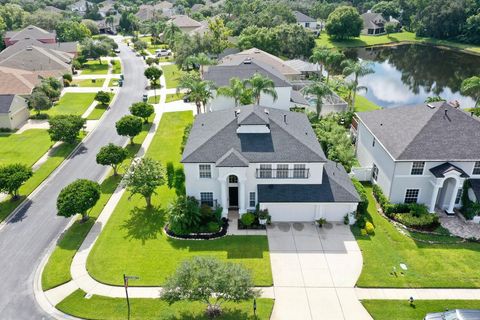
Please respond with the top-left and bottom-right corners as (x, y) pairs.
(344, 44), (480, 109)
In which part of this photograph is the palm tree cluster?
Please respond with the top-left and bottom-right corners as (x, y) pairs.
(217, 73), (277, 108)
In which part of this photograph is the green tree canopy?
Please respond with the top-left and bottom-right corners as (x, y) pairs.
(178, 73), (215, 114)
(371, 1), (400, 19)
(57, 179), (101, 221)
(56, 20), (91, 42)
(115, 115), (143, 144)
(94, 91), (111, 106)
(96, 143), (128, 176)
(144, 66), (163, 87)
(301, 81), (332, 118)
(48, 115), (86, 144)
(29, 91), (52, 115)
(244, 73), (277, 105)
(325, 6), (363, 40)
(461, 76), (480, 108)
(123, 157), (165, 207)
(129, 102), (154, 123)
(0, 164), (33, 199)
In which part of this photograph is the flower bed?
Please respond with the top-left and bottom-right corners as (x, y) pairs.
(164, 218), (229, 240)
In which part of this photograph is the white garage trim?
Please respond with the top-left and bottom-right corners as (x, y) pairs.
(260, 202), (358, 222)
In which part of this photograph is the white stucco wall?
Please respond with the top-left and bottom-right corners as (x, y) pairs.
(259, 202), (357, 222)
(298, 21), (318, 30)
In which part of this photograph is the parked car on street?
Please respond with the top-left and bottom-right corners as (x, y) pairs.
(156, 49), (171, 57)
(424, 309), (480, 320)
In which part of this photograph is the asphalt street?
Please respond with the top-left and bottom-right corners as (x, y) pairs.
(0, 38), (146, 319)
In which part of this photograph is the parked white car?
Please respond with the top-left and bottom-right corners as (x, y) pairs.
(156, 49), (171, 57)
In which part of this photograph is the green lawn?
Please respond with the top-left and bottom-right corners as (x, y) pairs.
(355, 95), (382, 112)
(362, 300), (480, 320)
(87, 111), (273, 287)
(57, 290), (274, 320)
(111, 60), (122, 74)
(162, 64), (185, 88)
(0, 139), (80, 222)
(316, 31), (480, 53)
(108, 78), (119, 87)
(354, 184), (480, 288)
(0, 129), (52, 167)
(147, 95), (161, 104)
(81, 60), (109, 75)
(71, 78), (105, 87)
(166, 92), (184, 103)
(42, 93), (97, 117)
(42, 122), (152, 291)
(86, 93), (115, 120)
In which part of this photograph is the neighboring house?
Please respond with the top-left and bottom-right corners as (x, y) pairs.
(135, 3), (170, 21)
(360, 12), (399, 35)
(4, 25), (56, 47)
(68, 0), (92, 14)
(284, 59), (321, 80)
(353, 102), (480, 214)
(293, 11), (317, 30)
(182, 105), (359, 222)
(96, 15), (120, 34)
(0, 67), (43, 95)
(1, 38), (77, 57)
(98, 0), (118, 17)
(169, 15), (202, 33)
(0, 94), (29, 130)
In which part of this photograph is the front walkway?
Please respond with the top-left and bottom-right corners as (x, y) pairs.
(268, 222), (372, 320)
(438, 211), (480, 240)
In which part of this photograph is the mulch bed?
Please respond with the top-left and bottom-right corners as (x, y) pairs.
(164, 218), (229, 240)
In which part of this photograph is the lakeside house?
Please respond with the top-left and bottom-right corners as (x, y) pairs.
(182, 105), (359, 222)
(293, 11), (318, 31)
(361, 12), (400, 35)
(0, 94), (29, 130)
(352, 101), (480, 213)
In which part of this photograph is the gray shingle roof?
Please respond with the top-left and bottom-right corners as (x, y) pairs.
(258, 161), (359, 203)
(204, 60), (291, 87)
(0, 94), (15, 113)
(170, 15), (202, 28)
(182, 105), (327, 164)
(5, 26), (56, 42)
(293, 11), (316, 23)
(237, 108), (269, 125)
(430, 162), (469, 178)
(356, 102), (480, 161)
(216, 149), (249, 167)
(361, 12), (385, 29)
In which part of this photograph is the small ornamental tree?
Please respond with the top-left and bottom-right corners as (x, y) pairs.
(57, 179), (101, 222)
(96, 143), (128, 175)
(144, 66), (163, 97)
(115, 115), (143, 144)
(123, 157), (165, 207)
(48, 115), (86, 144)
(95, 90), (111, 106)
(0, 164), (33, 199)
(29, 90), (53, 115)
(161, 257), (259, 317)
(129, 102), (154, 123)
(133, 40), (147, 51)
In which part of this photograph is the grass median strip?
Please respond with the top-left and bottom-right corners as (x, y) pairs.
(57, 289), (274, 320)
(41, 122), (152, 291)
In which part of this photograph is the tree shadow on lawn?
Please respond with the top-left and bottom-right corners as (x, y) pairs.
(122, 205), (166, 244)
(166, 235), (268, 259)
(165, 309), (256, 320)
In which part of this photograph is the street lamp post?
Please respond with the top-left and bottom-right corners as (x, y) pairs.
(123, 274), (139, 320)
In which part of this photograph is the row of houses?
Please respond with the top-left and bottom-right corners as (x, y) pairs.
(0, 26), (78, 130)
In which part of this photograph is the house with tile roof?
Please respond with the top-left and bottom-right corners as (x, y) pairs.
(0, 94), (29, 130)
(182, 105), (359, 221)
(4, 26), (56, 47)
(353, 101), (480, 213)
(169, 15), (202, 33)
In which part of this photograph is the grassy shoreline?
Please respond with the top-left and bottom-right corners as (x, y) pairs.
(316, 31), (480, 55)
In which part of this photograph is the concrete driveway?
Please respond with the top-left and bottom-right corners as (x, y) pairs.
(268, 222), (372, 320)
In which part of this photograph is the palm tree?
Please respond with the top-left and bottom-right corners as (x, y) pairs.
(244, 73), (277, 105)
(193, 53), (216, 75)
(216, 78), (247, 108)
(342, 59), (374, 111)
(461, 76), (480, 108)
(177, 73), (215, 114)
(163, 23), (181, 48)
(324, 51), (345, 83)
(310, 47), (330, 78)
(106, 16), (114, 31)
(301, 81), (332, 119)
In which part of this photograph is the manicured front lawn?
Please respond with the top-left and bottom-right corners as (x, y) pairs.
(354, 184), (480, 288)
(86, 93), (115, 120)
(316, 31), (480, 53)
(81, 60), (109, 75)
(111, 60), (122, 74)
(87, 111), (273, 287)
(57, 290), (274, 320)
(44, 93), (97, 117)
(108, 78), (119, 87)
(162, 64), (185, 88)
(147, 95), (161, 104)
(362, 300), (480, 320)
(166, 92), (184, 103)
(72, 78), (105, 87)
(0, 129), (52, 167)
(355, 95), (382, 112)
(42, 122), (152, 291)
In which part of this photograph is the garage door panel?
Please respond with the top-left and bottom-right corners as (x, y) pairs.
(263, 203), (316, 222)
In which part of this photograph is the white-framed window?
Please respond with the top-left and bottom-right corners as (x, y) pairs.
(293, 164), (307, 178)
(199, 164), (211, 179)
(305, 22), (310, 28)
(228, 175), (238, 184)
(473, 161), (480, 175)
(200, 192), (214, 206)
(259, 164), (272, 178)
(455, 188), (463, 204)
(372, 138), (376, 147)
(249, 192), (256, 207)
(372, 163), (379, 181)
(404, 189), (419, 203)
(411, 161), (425, 175)
(276, 164), (289, 178)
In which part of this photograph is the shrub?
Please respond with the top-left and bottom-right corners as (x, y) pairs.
(30, 113), (49, 120)
(166, 162), (175, 188)
(365, 221), (375, 235)
(240, 212), (255, 226)
(372, 184), (389, 210)
(352, 178), (368, 213)
(343, 214), (350, 225)
(461, 180), (480, 220)
(394, 212), (439, 230)
(167, 196), (201, 235)
(360, 228), (367, 236)
(206, 221), (220, 233)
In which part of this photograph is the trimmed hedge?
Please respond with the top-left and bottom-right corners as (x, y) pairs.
(352, 178), (368, 213)
(460, 180), (480, 220)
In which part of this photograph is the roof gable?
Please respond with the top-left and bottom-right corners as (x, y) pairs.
(216, 148), (250, 167)
(293, 11), (316, 23)
(6, 26), (56, 41)
(237, 108), (270, 125)
(0, 94), (15, 113)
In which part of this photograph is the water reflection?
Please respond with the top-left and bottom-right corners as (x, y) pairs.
(344, 44), (480, 108)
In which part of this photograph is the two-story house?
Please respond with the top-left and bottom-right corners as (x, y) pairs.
(293, 11), (318, 31)
(353, 101), (480, 214)
(181, 105), (359, 222)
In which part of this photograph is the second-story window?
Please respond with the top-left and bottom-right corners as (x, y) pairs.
(199, 164), (211, 178)
(473, 161), (480, 175)
(411, 161), (425, 175)
(276, 164), (289, 178)
(293, 164), (307, 178)
(259, 164), (272, 178)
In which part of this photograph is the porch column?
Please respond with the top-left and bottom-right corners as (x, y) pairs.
(219, 179), (228, 215)
(446, 179), (460, 214)
(429, 184), (440, 213)
(238, 179), (246, 214)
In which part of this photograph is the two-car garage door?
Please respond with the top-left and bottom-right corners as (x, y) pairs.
(261, 202), (358, 222)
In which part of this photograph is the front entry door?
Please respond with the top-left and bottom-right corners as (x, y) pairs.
(229, 187), (238, 208)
